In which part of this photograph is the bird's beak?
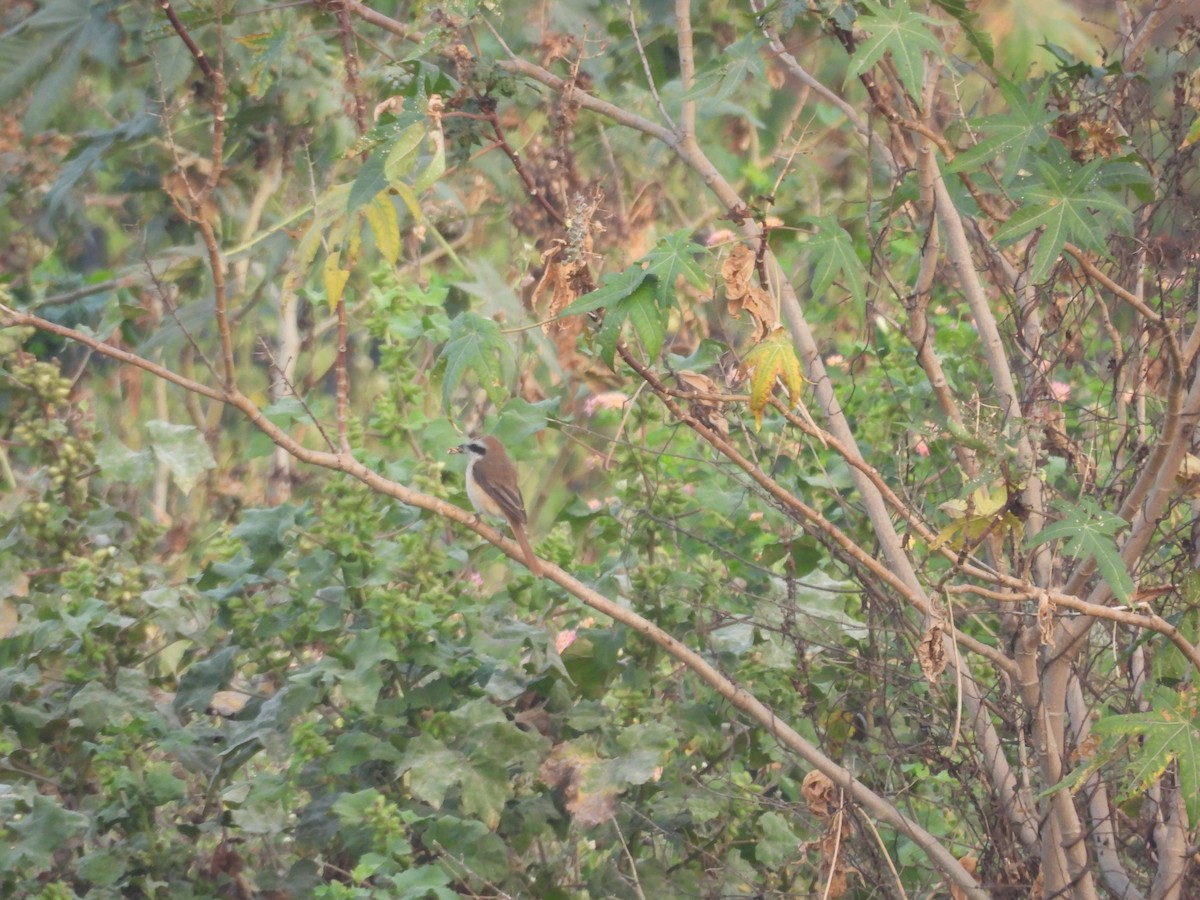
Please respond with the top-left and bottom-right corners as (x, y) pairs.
(448, 444), (466, 455)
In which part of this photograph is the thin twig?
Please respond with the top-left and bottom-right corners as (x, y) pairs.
(625, 0), (675, 128)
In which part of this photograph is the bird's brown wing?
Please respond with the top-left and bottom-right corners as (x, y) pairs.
(472, 465), (528, 526)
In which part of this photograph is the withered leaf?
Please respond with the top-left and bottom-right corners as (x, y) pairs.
(802, 769), (836, 818)
(917, 622), (946, 682)
(722, 244), (777, 341)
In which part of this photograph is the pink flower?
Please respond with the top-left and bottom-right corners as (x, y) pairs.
(1050, 381), (1071, 403)
(555, 629), (578, 653)
(914, 438), (930, 457)
(584, 391), (628, 416)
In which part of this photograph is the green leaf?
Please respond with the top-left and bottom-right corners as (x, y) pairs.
(681, 34), (766, 105)
(930, 0), (993, 66)
(347, 150), (389, 214)
(0, 0), (121, 130)
(145, 420), (217, 496)
(0, 791), (89, 872)
(76, 850), (126, 887)
(421, 817), (510, 885)
(643, 228), (709, 305)
(458, 762), (511, 830)
(399, 734), (463, 809)
(173, 645), (239, 714)
(1091, 688), (1200, 824)
(385, 117), (432, 188)
(1028, 499), (1133, 601)
(994, 156), (1135, 284)
(848, 0), (946, 102)
(332, 787), (387, 825)
(340, 631), (400, 714)
(232, 505), (298, 564)
(945, 79), (1054, 177)
(389, 865), (455, 899)
(623, 279), (668, 364)
(595, 279), (662, 369)
(557, 264), (649, 319)
(439, 311), (516, 411)
(756, 811), (800, 868)
(798, 217), (866, 305)
(558, 228), (706, 320)
(96, 439), (154, 484)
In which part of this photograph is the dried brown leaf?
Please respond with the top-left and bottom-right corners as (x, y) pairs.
(802, 769), (836, 818)
(722, 244), (777, 341)
(677, 370), (729, 438)
(949, 855), (980, 900)
(721, 243), (756, 300)
(1178, 453), (1200, 499)
(539, 744), (618, 826)
(1037, 592), (1056, 647)
(917, 622), (946, 682)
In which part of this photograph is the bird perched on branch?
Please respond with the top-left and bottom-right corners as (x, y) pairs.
(450, 435), (544, 577)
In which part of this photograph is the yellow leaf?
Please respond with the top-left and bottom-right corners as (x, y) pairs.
(323, 250), (350, 312)
(741, 328), (806, 430)
(931, 483), (1022, 551)
(365, 193), (400, 264)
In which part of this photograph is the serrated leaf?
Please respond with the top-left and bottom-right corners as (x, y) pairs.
(145, 419), (217, 495)
(994, 156), (1134, 284)
(741, 329), (806, 430)
(799, 217), (866, 305)
(622, 279), (667, 364)
(756, 811), (801, 868)
(365, 193), (401, 265)
(398, 735), (462, 809)
(283, 182), (351, 297)
(439, 311), (516, 410)
(643, 228), (709, 304)
(681, 34), (766, 105)
(323, 250), (350, 312)
(930, 0), (993, 66)
(1091, 688), (1200, 824)
(1028, 499), (1133, 601)
(595, 279), (661, 369)
(848, 0), (946, 102)
(946, 79), (1054, 177)
(560, 229), (707, 321)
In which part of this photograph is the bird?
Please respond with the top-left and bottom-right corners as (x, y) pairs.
(451, 435), (544, 577)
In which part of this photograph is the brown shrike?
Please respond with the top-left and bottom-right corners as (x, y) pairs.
(451, 435), (544, 577)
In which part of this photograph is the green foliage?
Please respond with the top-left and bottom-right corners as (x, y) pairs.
(1100, 688), (1200, 813)
(1064, 688), (1200, 826)
(1028, 498), (1133, 602)
(994, 152), (1143, 283)
(946, 78), (1055, 179)
(439, 310), (517, 408)
(848, 0), (946, 101)
(799, 216), (867, 306)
